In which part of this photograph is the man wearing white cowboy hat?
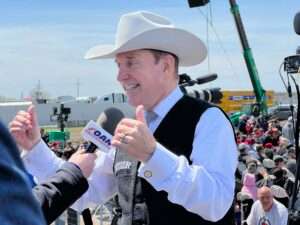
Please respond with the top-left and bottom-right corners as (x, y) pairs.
(10, 11), (237, 225)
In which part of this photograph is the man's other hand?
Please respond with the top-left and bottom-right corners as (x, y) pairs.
(9, 105), (41, 151)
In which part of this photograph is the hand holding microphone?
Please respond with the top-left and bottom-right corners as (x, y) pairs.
(68, 148), (97, 178)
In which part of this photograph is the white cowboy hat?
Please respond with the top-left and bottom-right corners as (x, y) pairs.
(85, 11), (207, 66)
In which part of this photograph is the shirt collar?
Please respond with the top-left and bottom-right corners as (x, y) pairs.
(149, 86), (183, 120)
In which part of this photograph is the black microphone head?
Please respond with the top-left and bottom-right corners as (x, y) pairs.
(85, 107), (126, 153)
(195, 73), (218, 85)
(96, 107), (125, 135)
(294, 12), (300, 35)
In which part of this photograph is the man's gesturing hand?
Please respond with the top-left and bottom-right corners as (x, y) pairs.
(112, 105), (156, 162)
(9, 105), (41, 151)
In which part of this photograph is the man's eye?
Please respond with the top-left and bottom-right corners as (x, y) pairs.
(127, 60), (139, 67)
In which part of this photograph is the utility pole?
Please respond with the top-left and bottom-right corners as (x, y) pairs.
(76, 79), (80, 98)
(37, 80), (41, 100)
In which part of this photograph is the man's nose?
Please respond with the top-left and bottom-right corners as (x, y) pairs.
(117, 68), (129, 81)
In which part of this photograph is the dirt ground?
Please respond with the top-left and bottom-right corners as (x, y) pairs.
(68, 127), (85, 144)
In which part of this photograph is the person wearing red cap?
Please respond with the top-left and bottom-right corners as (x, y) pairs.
(265, 143), (273, 149)
(263, 128), (280, 147)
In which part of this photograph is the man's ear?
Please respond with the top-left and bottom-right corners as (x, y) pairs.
(163, 54), (174, 73)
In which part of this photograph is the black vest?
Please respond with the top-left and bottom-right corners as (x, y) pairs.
(113, 96), (235, 225)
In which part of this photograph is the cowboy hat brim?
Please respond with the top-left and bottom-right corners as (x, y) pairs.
(84, 27), (207, 67)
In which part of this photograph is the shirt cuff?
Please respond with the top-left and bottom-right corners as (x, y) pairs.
(22, 139), (64, 172)
(138, 142), (179, 189)
(22, 139), (48, 161)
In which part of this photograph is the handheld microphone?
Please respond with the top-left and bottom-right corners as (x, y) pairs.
(82, 107), (125, 153)
(294, 12), (300, 35)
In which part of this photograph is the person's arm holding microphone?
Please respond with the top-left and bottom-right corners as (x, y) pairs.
(9, 105), (98, 224)
(9, 105), (121, 213)
(32, 148), (96, 224)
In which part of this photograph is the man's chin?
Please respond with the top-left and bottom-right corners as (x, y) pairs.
(127, 98), (140, 107)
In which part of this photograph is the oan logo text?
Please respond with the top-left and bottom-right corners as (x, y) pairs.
(87, 128), (111, 148)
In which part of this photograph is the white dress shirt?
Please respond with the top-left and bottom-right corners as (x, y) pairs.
(23, 86), (238, 222)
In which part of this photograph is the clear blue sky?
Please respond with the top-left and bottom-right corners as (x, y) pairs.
(1, 0), (299, 99)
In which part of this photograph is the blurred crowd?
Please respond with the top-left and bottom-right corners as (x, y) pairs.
(234, 114), (298, 224)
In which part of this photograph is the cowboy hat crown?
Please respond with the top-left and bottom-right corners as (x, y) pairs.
(85, 11), (207, 66)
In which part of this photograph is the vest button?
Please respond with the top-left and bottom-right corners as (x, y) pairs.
(144, 170), (152, 178)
